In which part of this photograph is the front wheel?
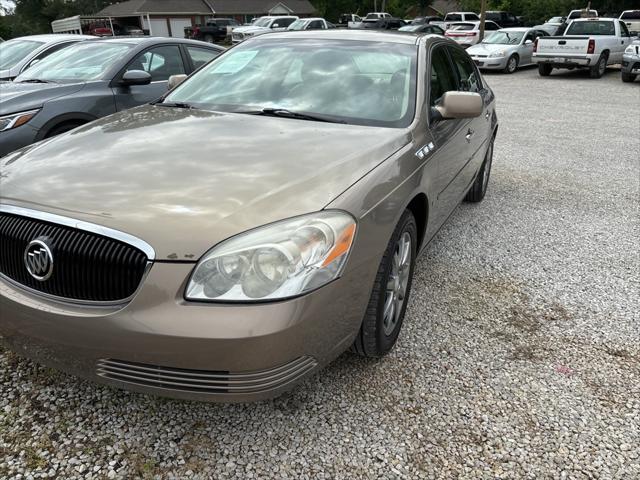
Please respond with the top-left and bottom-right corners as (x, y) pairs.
(504, 55), (518, 74)
(352, 210), (417, 358)
(203, 34), (214, 43)
(621, 72), (636, 83)
(538, 64), (553, 76)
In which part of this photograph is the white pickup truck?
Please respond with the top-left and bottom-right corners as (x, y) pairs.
(533, 17), (633, 78)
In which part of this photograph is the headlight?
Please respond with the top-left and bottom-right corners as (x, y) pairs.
(0, 109), (39, 132)
(489, 51), (506, 58)
(186, 211), (356, 302)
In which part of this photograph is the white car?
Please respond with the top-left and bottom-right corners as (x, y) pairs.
(445, 21), (501, 48)
(467, 28), (549, 73)
(620, 10), (640, 35)
(231, 16), (298, 43)
(287, 18), (332, 31)
(443, 11), (480, 29)
(364, 13), (391, 20)
(534, 18), (633, 78)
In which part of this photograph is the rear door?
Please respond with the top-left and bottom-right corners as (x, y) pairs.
(112, 44), (188, 111)
(615, 21), (632, 62)
(520, 30), (537, 64)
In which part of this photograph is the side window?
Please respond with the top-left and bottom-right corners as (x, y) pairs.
(466, 13), (480, 21)
(126, 45), (186, 82)
(277, 18), (296, 28)
(486, 22), (499, 31)
(308, 20), (323, 29)
(429, 46), (458, 107)
(524, 31), (536, 43)
(449, 47), (480, 93)
(619, 21), (630, 37)
(186, 46), (220, 69)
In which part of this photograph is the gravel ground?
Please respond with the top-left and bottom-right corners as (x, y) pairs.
(1, 66), (639, 479)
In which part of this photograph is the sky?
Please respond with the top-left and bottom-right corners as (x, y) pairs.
(1, 0), (15, 14)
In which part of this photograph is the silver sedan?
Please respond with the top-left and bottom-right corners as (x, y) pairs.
(467, 27), (548, 73)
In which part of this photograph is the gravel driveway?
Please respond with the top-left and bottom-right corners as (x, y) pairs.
(1, 66), (638, 479)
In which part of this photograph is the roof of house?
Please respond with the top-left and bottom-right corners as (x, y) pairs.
(97, 0), (315, 16)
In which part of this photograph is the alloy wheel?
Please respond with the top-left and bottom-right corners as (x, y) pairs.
(383, 232), (412, 336)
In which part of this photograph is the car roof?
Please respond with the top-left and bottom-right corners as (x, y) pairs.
(14, 34), (95, 43)
(252, 29), (425, 45)
(89, 36), (222, 47)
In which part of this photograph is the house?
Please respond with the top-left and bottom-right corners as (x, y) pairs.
(95, 0), (316, 37)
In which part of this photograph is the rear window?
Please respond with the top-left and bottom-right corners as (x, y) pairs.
(566, 20), (615, 36)
(621, 11), (640, 20)
(445, 14), (462, 22)
(466, 14), (480, 21)
(451, 23), (475, 31)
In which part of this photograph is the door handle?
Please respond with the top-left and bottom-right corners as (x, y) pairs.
(485, 110), (491, 120)
(465, 129), (474, 142)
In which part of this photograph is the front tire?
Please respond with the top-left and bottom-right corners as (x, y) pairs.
(352, 210), (417, 358)
(203, 34), (214, 43)
(621, 72), (636, 83)
(504, 54), (518, 74)
(465, 138), (494, 203)
(538, 64), (552, 76)
(590, 54), (607, 78)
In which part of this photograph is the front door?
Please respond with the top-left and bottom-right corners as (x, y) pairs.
(112, 45), (188, 111)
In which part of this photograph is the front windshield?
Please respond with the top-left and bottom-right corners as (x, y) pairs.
(165, 39), (417, 128)
(566, 20), (614, 36)
(288, 20), (307, 30)
(0, 39), (44, 70)
(15, 42), (134, 82)
(483, 31), (524, 44)
(253, 17), (272, 27)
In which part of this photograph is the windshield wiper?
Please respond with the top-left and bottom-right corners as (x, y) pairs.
(239, 108), (346, 124)
(156, 101), (197, 109)
(17, 78), (56, 84)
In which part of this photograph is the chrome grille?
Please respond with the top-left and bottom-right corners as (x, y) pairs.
(97, 357), (317, 394)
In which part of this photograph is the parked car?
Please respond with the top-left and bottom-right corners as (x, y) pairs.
(113, 24), (145, 36)
(288, 18), (334, 31)
(0, 34), (94, 81)
(485, 11), (523, 28)
(533, 18), (633, 78)
(364, 12), (391, 20)
(398, 24), (445, 35)
(445, 21), (501, 48)
(534, 16), (566, 36)
(467, 28), (549, 73)
(0, 37), (223, 157)
(443, 12), (480, 29)
(360, 18), (405, 30)
(567, 9), (598, 20)
(619, 10), (640, 35)
(0, 30), (498, 402)
(337, 13), (362, 28)
(83, 20), (114, 36)
(411, 16), (443, 25)
(231, 16), (298, 43)
(185, 18), (240, 43)
(621, 40), (640, 82)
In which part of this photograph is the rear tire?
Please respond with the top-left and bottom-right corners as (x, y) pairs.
(352, 210), (417, 358)
(621, 72), (636, 83)
(538, 64), (552, 76)
(589, 54), (607, 78)
(465, 138), (494, 203)
(504, 54), (518, 74)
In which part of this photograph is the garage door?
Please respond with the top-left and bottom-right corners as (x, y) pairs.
(149, 19), (169, 37)
(169, 18), (192, 38)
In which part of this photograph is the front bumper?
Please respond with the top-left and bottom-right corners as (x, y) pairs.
(0, 260), (371, 402)
(622, 55), (640, 74)
(471, 56), (508, 69)
(0, 124), (38, 157)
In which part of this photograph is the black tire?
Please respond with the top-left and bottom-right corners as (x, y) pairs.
(465, 138), (494, 203)
(589, 54), (607, 79)
(538, 64), (553, 76)
(352, 210), (417, 358)
(44, 122), (84, 139)
(203, 34), (214, 43)
(504, 54), (518, 74)
(621, 72), (636, 83)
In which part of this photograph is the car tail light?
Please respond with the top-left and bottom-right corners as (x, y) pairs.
(587, 39), (595, 54)
(533, 38), (538, 52)
(193, 27), (200, 37)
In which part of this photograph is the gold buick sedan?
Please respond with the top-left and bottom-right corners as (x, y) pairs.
(0, 30), (498, 402)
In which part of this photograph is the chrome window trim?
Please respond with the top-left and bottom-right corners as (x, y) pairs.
(0, 204), (156, 260)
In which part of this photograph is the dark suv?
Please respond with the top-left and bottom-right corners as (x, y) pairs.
(186, 18), (240, 42)
(485, 11), (523, 28)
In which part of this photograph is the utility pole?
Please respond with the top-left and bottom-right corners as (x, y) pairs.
(479, 0), (487, 42)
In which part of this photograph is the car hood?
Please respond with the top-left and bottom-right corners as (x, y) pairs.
(0, 81), (85, 114)
(467, 43), (515, 55)
(1, 105), (410, 261)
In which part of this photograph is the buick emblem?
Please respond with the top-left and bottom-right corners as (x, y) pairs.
(24, 238), (54, 281)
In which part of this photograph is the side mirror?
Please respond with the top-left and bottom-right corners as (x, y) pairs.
(433, 91), (483, 120)
(168, 74), (187, 90)
(524, 39), (533, 45)
(121, 70), (152, 86)
(272, 23), (280, 28)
